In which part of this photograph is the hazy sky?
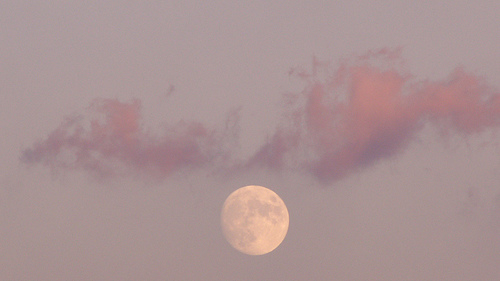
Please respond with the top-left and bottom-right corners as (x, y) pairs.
(1, 1), (500, 280)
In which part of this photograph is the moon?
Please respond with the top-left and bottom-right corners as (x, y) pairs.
(221, 185), (289, 255)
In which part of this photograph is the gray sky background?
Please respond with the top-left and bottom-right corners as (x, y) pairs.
(1, 1), (500, 280)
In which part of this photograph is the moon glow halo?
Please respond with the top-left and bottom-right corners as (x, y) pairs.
(221, 185), (289, 255)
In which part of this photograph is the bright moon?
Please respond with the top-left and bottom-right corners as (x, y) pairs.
(221, 185), (289, 255)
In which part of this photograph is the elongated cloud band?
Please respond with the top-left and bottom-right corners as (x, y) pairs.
(21, 50), (500, 182)
(21, 99), (219, 179)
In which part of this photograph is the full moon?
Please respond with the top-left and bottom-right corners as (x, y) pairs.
(221, 185), (289, 255)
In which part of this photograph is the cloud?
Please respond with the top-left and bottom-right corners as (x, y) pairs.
(249, 49), (500, 181)
(21, 49), (500, 182)
(21, 98), (221, 179)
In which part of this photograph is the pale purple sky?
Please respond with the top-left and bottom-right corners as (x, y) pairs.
(1, 1), (500, 280)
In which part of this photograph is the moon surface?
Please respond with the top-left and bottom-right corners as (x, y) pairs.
(221, 185), (289, 255)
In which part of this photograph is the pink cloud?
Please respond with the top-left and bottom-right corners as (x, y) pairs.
(21, 98), (218, 179)
(249, 50), (500, 181)
(21, 50), (500, 182)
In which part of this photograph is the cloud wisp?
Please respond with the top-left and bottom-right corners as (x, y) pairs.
(21, 49), (500, 182)
(21, 98), (222, 179)
(247, 49), (500, 181)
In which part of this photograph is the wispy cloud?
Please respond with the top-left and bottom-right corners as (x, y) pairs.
(21, 49), (500, 182)
(247, 49), (500, 181)
(21, 98), (220, 179)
